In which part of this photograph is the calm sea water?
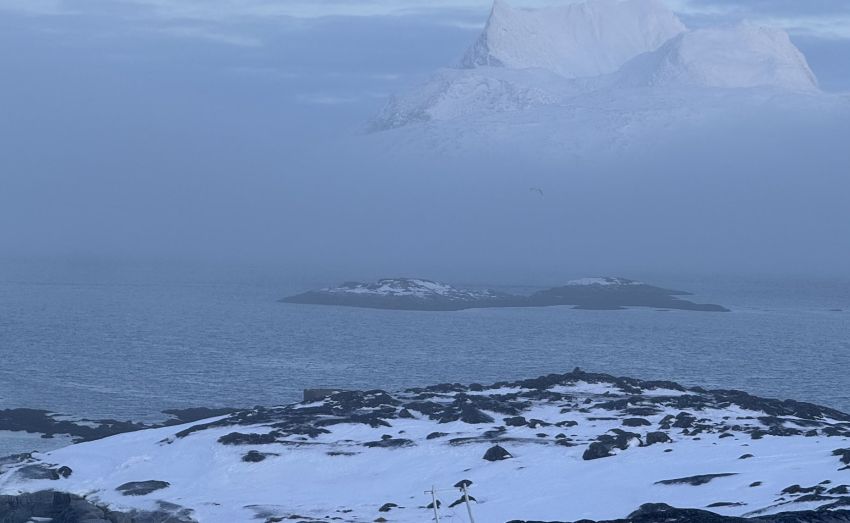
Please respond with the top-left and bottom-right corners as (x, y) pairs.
(1, 261), (848, 455)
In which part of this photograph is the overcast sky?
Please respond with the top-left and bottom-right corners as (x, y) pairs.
(1, 0), (849, 279)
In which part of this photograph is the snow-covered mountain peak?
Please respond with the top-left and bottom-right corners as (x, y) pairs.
(618, 24), (819, 91)
(367, 0), (845, 149)
(461, 0), (686, 79)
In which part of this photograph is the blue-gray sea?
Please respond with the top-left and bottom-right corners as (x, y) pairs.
(1, 261), (848, 456)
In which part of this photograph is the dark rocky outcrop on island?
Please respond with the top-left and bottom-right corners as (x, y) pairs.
(528, 278), (728, 311)
(281, 277), (729, 312)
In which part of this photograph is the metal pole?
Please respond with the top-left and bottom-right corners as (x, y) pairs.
(461, 484), (476, 523)
(430, 486), (440, 523)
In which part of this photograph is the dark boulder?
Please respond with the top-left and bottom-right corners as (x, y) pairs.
(656, 473), (738, 486)
(782, 484), (824, 495)
(449, 495), (477, 507)
(459, 405), (495, 424)
(644, 432), (672, 446)
(218, 432), (279, 445)
(116, 480), (171, 496)
(483, 445), (512, 461)
(583, 442), (614, 460)
(556, 420), (579, 428)
(242, 450), (277, 463)
(15, 464), (61, 480)
(363, 438), (414, 448)
(672, 412), (696, 429)
(583, 429), (641, 460)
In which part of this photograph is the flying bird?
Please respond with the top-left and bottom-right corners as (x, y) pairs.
(529, 187), (544, 197)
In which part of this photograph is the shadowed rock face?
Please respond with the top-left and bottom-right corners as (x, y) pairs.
(507, 503), (850, 522)
(0, 491), (195, 523)
(281, 277), (729, 312)
(0, 406), (239, 444)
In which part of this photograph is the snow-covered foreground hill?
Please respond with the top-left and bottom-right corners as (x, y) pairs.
(2, 370), (849, 522)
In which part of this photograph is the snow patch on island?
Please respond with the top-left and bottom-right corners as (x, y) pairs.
(323, 278), (503, 300)
(565, 277), (643, 286)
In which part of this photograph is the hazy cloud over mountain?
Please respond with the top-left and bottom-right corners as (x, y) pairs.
(1, 0), (849, 280)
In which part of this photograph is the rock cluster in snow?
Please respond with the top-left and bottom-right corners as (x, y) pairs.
(2, 369), (849, 522)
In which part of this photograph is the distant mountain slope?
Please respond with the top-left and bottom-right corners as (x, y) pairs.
(369, 0), (847, 151)
(617, 25), (818, 91)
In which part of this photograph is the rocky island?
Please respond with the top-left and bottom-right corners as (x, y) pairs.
(281, 277), (729, 312)
(2, 369), (848, 522)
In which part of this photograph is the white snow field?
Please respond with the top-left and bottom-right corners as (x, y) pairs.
(2, 370), (849, 522)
